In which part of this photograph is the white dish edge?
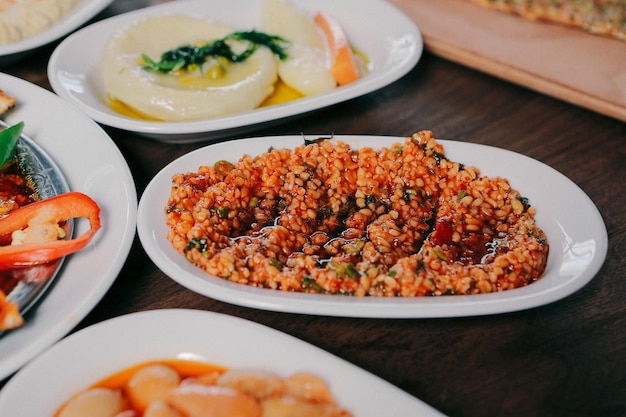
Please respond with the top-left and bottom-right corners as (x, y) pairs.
(0, 308), (446, 416)
(47, 0), (422, 142)
(137, 135), (608, 318)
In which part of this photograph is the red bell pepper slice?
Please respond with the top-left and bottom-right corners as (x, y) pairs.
(0, 192), (101, 270)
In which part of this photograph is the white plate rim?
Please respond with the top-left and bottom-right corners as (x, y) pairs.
(0, 0), (114, 61)
(0, 308), (446, 416)
(0, 72), (137, 380)
(47, 0), (423, 141)
(137, 134), (608, 318)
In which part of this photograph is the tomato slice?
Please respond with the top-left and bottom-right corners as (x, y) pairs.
(430, 219), (454, 247)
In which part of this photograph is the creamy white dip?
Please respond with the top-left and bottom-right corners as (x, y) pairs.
(0, 0), (79, 44)
(101, 15), (279, 122)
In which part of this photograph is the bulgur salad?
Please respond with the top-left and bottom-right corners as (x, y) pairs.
(165, 130), (549, 297)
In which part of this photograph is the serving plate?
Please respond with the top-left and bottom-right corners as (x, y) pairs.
(47, 0), (422, 143)
(137, 135), (608, 318)
(0, 0), (114, 67)
(0, 72), (137, 380)
(0, 309), (445, 416)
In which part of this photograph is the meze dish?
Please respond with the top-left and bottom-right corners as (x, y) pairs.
(47, 0), (422, 141)
(55, 359), (352, 417)
(138, 134), (606, 317)
(0, 309), (444, 416)
(0, 93), (101, 331)
(0, 0), (80, 46)
(165, 131), (549, 298)
(0, 0), (114, 66)
(0, 72), (136, 381)
(102, 0), (365, 122)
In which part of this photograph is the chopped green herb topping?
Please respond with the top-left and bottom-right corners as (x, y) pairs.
(142, 30), (289, 73)
(185, 237), (208, 254)
(433, 248), (448, 261)
(303, 135), (333, 146)
(302, 276), (325, 292)
(211, 207), (229, 218)
(270, 258), (283, 271)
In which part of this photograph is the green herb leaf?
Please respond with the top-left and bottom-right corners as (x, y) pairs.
(0, 121), (24, 170)
(142, 30), (289, 74)
(270, 258), (283, 271)
(184, 237), (208, 254)
(302, 276), (325, 292)
(211, 207), (229, 218)
(433, 248), (448, 261)
(303, 135), (332, 146)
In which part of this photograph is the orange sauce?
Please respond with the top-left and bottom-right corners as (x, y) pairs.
(92, 358), (227, 390)
(54, 359), (229, 417)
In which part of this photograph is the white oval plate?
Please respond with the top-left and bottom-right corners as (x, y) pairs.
(0, 0), (114, 66)
(0, 72), (137, 380)
(47, 0), (422, 143)
(0, 309), (445, 416)
(137, 135), (607, 318)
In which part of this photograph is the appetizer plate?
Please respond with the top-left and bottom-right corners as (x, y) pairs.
(137, 135), (608, 318)
(47, 0), (422, 143)
(0, 122), (71, 318)
(0, 73), (137, 380)
(0, 0), (114, 67)
(0, 309), (446, 416)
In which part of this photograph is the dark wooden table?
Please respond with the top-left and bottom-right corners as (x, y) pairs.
(2, 1), (625, 416)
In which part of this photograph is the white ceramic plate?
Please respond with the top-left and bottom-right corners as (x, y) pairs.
(47, 0), (422, 143)
(0, 0), (114, 66)
(0, 309), (445, 416)
(137, 135), (607, 318)
(0, 73), (137, 380)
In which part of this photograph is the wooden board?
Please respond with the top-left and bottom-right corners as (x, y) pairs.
(388, 0), (626, 122)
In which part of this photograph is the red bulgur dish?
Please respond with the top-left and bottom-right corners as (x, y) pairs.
(165, 131), (549, 297)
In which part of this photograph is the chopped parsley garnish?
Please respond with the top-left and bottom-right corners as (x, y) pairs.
(270, 258), (283, 271)
(184, 237), (208, 254)
(142, 30), (289, 73)
(433, 248), (448, 261)
(211, 207), (229, 218)
(302, 276), (325, 292)
(303, 134), (333, 146)
(403, 189), (417, 202)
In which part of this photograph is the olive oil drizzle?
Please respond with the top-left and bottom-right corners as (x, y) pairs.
(141, 30), (290, 73)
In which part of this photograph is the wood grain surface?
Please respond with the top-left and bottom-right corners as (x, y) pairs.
(388, 0), (626, 122)
(1, 1), (625, 416)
